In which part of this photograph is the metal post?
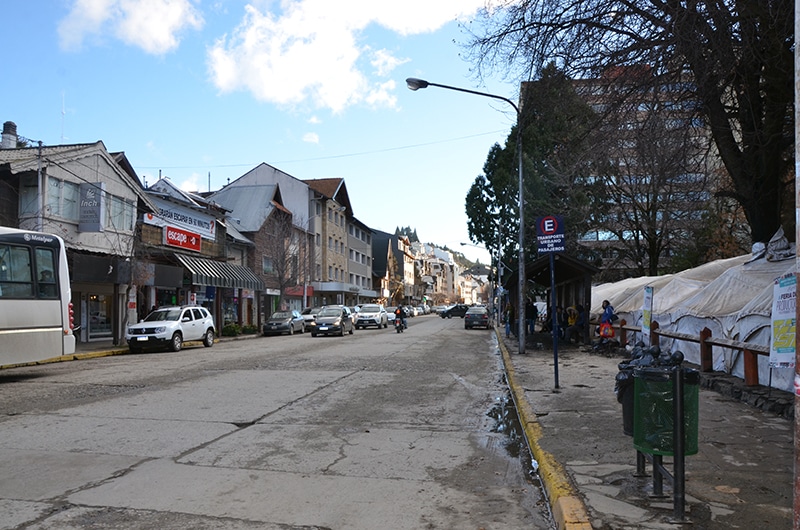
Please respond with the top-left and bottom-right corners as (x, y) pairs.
(405, 77), (526, 354)
(550, 252), (559, 388)
(673, 365), (687, 521)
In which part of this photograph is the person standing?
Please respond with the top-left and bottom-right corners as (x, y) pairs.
(504, 303), (515, 338)
(525, 299), (538, 335)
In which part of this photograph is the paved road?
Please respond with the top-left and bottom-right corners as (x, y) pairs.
(0, 315), (553, 529)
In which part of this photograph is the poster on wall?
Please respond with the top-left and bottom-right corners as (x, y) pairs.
(769, 273), (796, 369)
(642, 286), (654, 346)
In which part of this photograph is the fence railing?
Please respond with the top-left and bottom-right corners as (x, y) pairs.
(610, 319), (769, 387)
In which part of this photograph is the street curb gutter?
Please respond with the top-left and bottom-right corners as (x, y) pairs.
(495, 328), (592, 530)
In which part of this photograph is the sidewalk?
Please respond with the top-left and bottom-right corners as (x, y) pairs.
(498, 329), (793, 529)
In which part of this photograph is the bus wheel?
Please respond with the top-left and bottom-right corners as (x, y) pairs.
(170, 333), (183, 352)
(203, 329), (214, 347)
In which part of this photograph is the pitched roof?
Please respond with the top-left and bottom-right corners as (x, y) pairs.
(0, 141), (157, 212)
(305, 177), (353, 214)
(208, 184), (283, 233)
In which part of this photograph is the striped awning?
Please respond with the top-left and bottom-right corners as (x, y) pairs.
(174, 254), (264, 291)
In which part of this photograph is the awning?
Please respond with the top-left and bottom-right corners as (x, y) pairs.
(174, 254), (264, 291)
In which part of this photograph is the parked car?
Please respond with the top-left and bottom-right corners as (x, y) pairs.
(126, 305), (215, 353)
(405, 305), (417, 317)
(385, 306), (397, 325)
(263, 310), (305, 336)
(441, 304), (470, 319)
(348, 306), (360, 325)
(301, 306), (323, 332)
(355, 303), (388, 329)
(464, 306), (490, 329)
(431, 305), (447, 314)
(311, 306), (354, 337)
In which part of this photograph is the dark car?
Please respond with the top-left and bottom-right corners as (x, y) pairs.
(311, 306), (354, 337)
(441, 304), (470, 319)
(464, 306), (490, 329)
(263, 310), (305, 336)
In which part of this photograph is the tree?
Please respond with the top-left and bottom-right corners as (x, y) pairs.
(582, 70), (721, 277)
(467, 0), (794, 244)
(465, 64), (602, 265)
(260, 209), (297, 310)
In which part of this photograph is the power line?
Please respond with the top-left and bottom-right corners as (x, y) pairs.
(135, 129), (508, 170)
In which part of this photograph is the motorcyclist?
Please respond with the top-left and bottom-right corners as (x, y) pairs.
(395, 304), (407, 330)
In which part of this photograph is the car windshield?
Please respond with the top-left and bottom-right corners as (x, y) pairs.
(361, 305), (380, 312)
(467, 307), (487, 315)
(319, 307), (342, 317)
(271, 311), (291, 319)
(144, 309), (181, 322)
(302, 307), (321, 315)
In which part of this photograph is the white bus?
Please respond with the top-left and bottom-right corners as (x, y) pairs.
(0, 226), (76, 365)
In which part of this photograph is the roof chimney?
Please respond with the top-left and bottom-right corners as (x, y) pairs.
(1, 121), (18, 149)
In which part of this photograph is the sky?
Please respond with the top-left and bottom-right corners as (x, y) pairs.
(2, 0), (523, 265)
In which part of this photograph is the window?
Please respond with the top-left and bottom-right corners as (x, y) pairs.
(262, 256), (273, 274)
(315, 233), (321, 246)
(35, 247), (57, 299)
(106, 195), (134, 231)
(47, 178), (80, 220)
(0, 244), (33, 298)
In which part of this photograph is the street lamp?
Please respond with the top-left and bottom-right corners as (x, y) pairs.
(407, 77), (526, 354)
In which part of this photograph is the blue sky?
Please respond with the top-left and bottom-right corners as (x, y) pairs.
(3, 1), (522, 264)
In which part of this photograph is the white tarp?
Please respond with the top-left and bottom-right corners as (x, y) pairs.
(591, 247), (796, 392)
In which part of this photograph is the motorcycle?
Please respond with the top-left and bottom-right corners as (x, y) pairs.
(394, 309), (405, 333)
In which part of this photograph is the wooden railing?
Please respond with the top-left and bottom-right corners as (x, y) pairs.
(609, 319), (769, 387)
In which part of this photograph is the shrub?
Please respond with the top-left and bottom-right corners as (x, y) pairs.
(221, 323), (241, 336)
(241, 324), (259, 335)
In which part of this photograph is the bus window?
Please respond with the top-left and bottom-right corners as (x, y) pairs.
(35, 247), (58, 299)
(0, 244), (34, 298)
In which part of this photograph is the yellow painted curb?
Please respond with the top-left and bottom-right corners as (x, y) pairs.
(0, 348), (129, 370)
(495, 328), (592, 530)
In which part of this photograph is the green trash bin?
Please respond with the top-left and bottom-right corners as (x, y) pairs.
(632, 366), (699, 456)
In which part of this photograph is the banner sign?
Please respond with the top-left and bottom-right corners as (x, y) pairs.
(144, 196), (216, 240)
(769, 273), (796, 368)
(536, 215), (565, 253)
(163, 225), (202, 252)
(642, 286), (653, 346)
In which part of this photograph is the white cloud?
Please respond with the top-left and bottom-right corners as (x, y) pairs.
(207, 0), (486, 112)
(302, 132), (320, 144)
(58, 0), (204, 54)
(307, 116), (322, 124)
(179, 172), (202, 192)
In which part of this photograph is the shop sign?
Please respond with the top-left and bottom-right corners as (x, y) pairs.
(78, 182), (106, 232)
(144, 196), (216, 239)
(163, 225), (202, 252)
(286, 285), (314, 297)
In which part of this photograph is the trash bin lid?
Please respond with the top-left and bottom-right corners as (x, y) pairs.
(633, 366), (699, 384)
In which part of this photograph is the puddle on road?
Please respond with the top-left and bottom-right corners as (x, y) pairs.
(487, 391), (539, 476)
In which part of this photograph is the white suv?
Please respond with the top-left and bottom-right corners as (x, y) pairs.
(355, 304), (388, 329)
(126, 306), (215, 353)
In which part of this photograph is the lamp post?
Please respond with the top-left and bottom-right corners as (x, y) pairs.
(407, 77), (526, 354)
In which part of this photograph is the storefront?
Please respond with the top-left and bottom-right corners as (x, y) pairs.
(69, 253), (132, 344)
(174, 253), (264, 328)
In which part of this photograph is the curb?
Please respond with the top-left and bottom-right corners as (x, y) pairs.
(495, 327), (592, 530)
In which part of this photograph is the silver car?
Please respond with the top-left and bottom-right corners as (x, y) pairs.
(355, 304), (388, 329)
(263, 310), (305, 336)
